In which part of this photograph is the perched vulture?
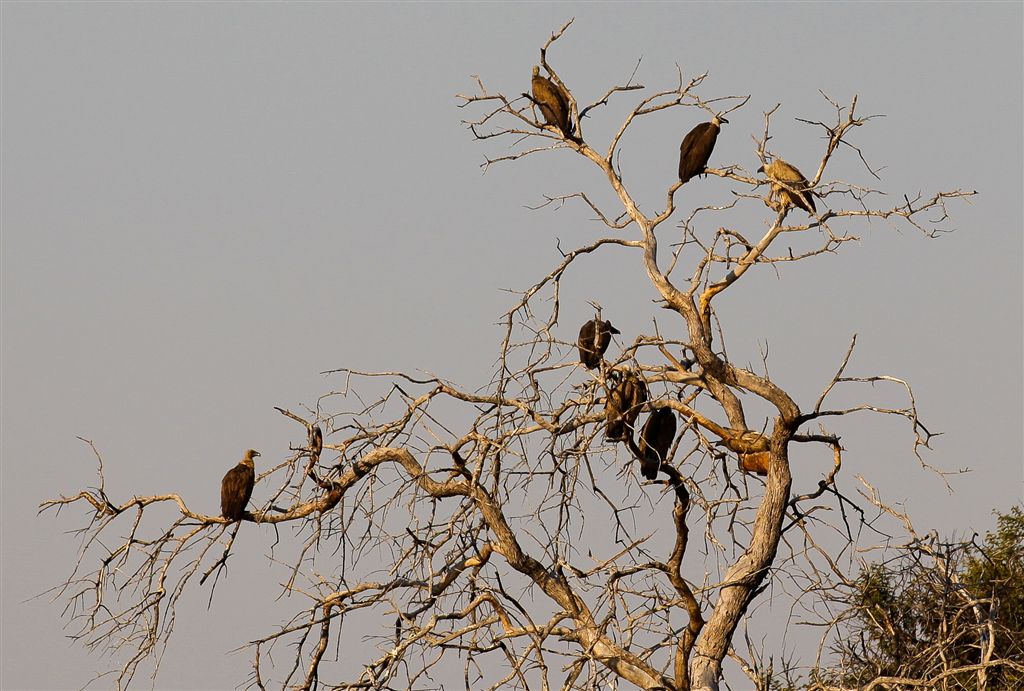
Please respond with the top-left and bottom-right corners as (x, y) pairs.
(758, 159), (816, 214)
(221, 449), (259, 521)
(605, 371), (648, 442)
(715, 429), (770, 455)
(577, 319), (620, 370)
(309, 425), (323, 458)
(638, 407), (677, 480)
(739, 451), (770, 476)
(531, 66), (572, 138)
(678, 115), (727, 184)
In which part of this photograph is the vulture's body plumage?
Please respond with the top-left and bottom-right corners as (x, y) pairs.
(638, 407), (677, 480)
(739, 451), (770, 476)
(531, 66), (572, 138)
(221, 449), (259, 521)
(309, 425), (323, 458)
(759, 159), (816, 214)
(577, 319), (619, 369)
(605, 371), (648, 442)
(678, 116), (726, 184)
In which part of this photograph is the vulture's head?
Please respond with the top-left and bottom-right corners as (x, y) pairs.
(245, 449), (261, 462)
(712, 114), (729, 126)
(532, 65), (541, 78)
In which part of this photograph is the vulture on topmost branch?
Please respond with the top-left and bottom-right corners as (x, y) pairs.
(221, 449), (259, 522)
(678, 115), (727, 184)
(638, 406), (678, 481)
(758, 158), (817, 214)
(531, 66), (576, 140)
(605, 371), (648, 442)
(577, 319), (619, 370)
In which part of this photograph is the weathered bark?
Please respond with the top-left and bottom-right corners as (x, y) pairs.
(689, 433), (793, 690)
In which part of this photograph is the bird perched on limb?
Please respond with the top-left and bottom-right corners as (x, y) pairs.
(688, 417), (772, 476)
(677, 406), (769, 455)
(758, 158), (816, 215)
(739, 451), (770, 476)
(309, 425), (323, 459)
(221, 449), (259, 522)
(530, 66), (578, 141)
(637, 406), (677, 480)
(605, 371), (648, 442)
(678, 115), (727, 184)
(577, 318), (619, 370)
(715, 429), (770, 455)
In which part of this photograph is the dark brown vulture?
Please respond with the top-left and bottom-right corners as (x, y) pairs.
(309, 425), (323, 458)
(638, 407), (677, 480)
(758, 158), (816, 214)
(678, 115), (727, 184)
(531, 66), (573, 139)
(577, 319), (620, 370)
(221, 449), (259, 522)
(605, 371), (648, 442)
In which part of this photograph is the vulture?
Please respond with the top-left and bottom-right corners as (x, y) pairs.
(605, 371), (648, 442)
(678, 115), (727, 184)
(577, 319), (620, 370)
(531, 66), (573, 139)
(221, 449), (259, 522)
(758, 159), (816, 214)
(715, 429), (769, 455)
(739, 451), (770, 476)
(309, 425), (323, 458)
(638, 407), (677, 480)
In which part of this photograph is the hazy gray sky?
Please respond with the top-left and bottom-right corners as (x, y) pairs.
(3, 2), (1021, 689)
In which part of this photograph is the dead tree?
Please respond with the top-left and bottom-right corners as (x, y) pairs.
(42, 22), (975, 691)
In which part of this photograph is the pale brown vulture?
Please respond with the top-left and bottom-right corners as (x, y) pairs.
(605, 371), (648, 442)
(758, 158), (816, 214)
(577, 319), (620, 370)
(715, 429), (770, 455)
(221, 449), (259, 521)
(678, 115), (727, 184)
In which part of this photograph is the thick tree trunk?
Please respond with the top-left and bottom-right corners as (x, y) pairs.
(689, 434), (793, 690)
